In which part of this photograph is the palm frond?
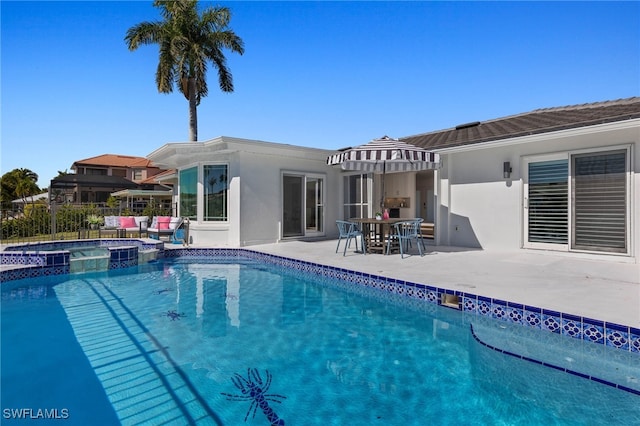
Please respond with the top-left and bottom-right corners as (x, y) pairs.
(125, 21), (164, 50)
(157, 41), (176, 93)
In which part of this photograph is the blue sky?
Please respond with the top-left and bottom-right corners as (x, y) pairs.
(2, 1), (639, 187)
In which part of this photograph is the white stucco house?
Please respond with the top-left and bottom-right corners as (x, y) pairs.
(147, 97), (639, 262)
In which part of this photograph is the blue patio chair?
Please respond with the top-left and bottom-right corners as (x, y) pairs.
(415, 217), (426, 244)
(335, 220), (365, 256)
(387, 219), (425, 258)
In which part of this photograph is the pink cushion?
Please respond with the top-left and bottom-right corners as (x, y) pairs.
(119, 216), (136, 228)
(157, 216), (171, 230)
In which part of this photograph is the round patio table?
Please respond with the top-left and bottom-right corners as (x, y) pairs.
(349, 217), (403, 254)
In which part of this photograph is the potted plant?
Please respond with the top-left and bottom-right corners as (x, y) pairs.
(86, 214), (103, 230)
(375, 212), (382, 220)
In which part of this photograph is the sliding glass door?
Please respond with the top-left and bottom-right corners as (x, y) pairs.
(282, 173), (324, 238)
(523, 148), (629, 254)
(342, 174), (370, 219)
(572, 150), (627, 253)
(283, 175), (303, 237)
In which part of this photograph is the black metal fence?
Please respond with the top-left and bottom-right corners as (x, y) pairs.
(1, 202), (176, 244)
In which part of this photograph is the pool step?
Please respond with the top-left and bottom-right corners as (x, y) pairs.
(139, 249), (159, 264)
(70, 255), (110, 274)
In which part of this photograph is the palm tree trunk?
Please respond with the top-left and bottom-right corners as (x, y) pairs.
(188, 77), (198, 141)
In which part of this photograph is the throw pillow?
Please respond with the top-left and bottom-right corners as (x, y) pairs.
(134, 216), (148, 230)
(104, 216), (118, 228)
(119, 216), (137, 229)
(157, 216), (171, 230)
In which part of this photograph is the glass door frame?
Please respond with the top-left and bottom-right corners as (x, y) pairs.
(305, 176), (324, 235)
(570, 145), (631, 254)
(281, 172), (326, 239)
(342, 173), (373, 220)
(522, 144), (631, 255)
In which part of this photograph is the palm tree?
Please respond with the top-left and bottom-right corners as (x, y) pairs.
(125, 0), (244, 141)
(0, 168), (40, 210)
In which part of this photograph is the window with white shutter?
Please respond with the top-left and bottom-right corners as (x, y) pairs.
(527, 160), (569, 245)
(524, 147), (630, 255)
(572, 151), (627, 252)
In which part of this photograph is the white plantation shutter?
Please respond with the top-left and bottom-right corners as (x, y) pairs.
(572, 151), (627, 252)
(528, 160), (569, 244)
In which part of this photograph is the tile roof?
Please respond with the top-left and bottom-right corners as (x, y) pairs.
(400, 97), (640, 150)
(72, 154), (158, 168)
(140, 168), (176, 185)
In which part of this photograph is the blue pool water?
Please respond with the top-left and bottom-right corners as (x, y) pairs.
(2, 257), (639, 425)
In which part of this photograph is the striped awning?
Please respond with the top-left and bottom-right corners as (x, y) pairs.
(327, 136), (440, 173)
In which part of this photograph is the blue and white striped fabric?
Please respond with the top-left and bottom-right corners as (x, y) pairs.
(327, 136), (440, 173)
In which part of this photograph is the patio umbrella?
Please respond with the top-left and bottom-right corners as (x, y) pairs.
(327, 135), (440, 209)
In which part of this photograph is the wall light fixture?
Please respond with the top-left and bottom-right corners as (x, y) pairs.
(503, 161), (512, 179)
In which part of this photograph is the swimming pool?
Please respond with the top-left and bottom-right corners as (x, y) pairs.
(2, 255), (639, 425)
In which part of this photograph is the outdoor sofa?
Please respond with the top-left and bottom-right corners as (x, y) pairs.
(147, 216), (183, 241)
(99, 215), (148, 238)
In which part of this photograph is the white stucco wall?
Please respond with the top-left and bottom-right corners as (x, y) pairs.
(437, 119), (639, 261)
(236, 148), (342, 246)
(440, 150), (521, 249)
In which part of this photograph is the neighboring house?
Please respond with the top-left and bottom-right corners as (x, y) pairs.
(110, 168), (176, 212)
(71, 154), (164, 184)
(402, 97), (640, 260)
(148, 97), (639, 262)
(50, 154), (172, 206)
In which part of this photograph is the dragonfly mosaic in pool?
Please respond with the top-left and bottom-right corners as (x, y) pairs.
(164, 309), (186, 321)
(221, 368), (286, 426)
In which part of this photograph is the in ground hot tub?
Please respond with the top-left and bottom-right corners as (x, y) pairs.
(1, 239), (163, 279)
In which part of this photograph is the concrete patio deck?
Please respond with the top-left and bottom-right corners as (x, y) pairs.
(245, 239), (639, 328)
